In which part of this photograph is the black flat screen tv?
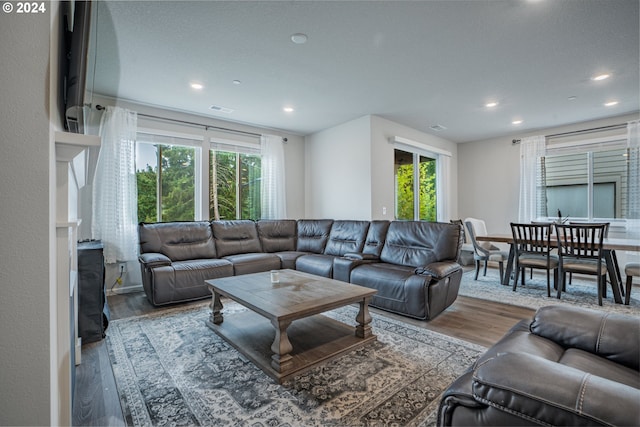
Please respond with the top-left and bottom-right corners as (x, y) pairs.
(62, 0), (92, 134)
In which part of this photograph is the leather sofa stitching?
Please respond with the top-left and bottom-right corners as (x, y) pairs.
(471, 392), (554, 426)
(595, 313), (610, 354)
(575, 373), (591, 414)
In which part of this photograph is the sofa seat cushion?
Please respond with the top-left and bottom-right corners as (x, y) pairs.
(350, 262), (433, 319)
(148, 259), (233, 305)
(223, 252), (281, 276)
(272, 251), (309, 270)
(295, 254), (336, 278)
(558, 348), (640, 389)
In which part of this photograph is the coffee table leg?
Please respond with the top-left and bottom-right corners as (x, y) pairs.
(270, 319), (293, 372)
(355, 297), (373, 338)
(210, 290), (224, 325)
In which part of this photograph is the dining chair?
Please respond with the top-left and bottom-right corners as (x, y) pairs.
(554, 223), (608, 305)
(625, 263), (639, 305)
(567, 222), (613, 287)
(465, 218), (508, 282)
(510, 223), (558, 297)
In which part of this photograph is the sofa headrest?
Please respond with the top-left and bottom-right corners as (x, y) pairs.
(380, 221), (460, 267)
(138, 221), (217, 261)
(256, 219), (297, 252)
(211, 220), (262, 257)
(324, 220), (370, 256)
(363, 220), (390, 257)
(296, 219), (333, 253)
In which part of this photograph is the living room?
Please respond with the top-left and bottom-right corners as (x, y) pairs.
(1, 1), (639, 426)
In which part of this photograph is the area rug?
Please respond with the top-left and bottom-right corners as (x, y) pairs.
(106, 303), (485, 427)
(459, 270), (640, 317)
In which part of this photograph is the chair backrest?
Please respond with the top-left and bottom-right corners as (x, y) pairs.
(510, 222), (552, 256)
(554, 223), (606, 260)
(569, 221), (610, 238)
(465, 217), (488, 237)
(465, 219), (489, 256)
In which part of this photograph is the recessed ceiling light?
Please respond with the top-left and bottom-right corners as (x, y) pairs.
(190, 82), (204, 90)
(592, 73), (610, 81)
(512, 120), (523, 125)
(567, 96), (577, 101)
(485, 101), (499, 108)
(291, 33), (308, 44)
(604, 100), (619, 107)
(283, 106), (295, 113)
(429, 124), (447, 132)
(232, 80), (241, 85)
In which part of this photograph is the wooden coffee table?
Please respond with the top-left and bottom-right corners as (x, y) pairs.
(205, 269), (377, 383)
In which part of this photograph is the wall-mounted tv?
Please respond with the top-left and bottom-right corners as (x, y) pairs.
(61, 0), (93, 134)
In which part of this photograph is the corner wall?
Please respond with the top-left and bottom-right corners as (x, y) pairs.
(0, 4), (54, 425)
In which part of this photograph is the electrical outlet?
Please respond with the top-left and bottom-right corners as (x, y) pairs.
(118, 262), (127, 273)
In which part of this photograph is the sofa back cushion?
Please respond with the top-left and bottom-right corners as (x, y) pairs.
(211, 220), (262, 257)
(324, 220), (370, 256)
(138, 221), (217, 261)
(256, 219), (297, 252)
(362, 220), (390, 257)
(296, 219), (333, 253)
(380, 221), (460, 267)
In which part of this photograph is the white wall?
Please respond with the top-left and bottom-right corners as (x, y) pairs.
(0, 5), (56, 425)
(305, 116), (372, 219)
(304, 115), (459, 221)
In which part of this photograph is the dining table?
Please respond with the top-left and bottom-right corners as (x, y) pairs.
(476, 234), (640, 304)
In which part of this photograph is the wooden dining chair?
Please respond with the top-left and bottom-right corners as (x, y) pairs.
(554, 223), (607, 305)
(510, 223), (558, 296)
(567, 222), (612, 287)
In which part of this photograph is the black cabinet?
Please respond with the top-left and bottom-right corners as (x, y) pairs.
(77, 241), (110, 343)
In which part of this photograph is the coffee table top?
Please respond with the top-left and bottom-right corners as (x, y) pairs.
(205, 269), (376, 322)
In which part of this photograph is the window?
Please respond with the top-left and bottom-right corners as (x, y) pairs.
(136, 134), (198, 222)
(394, 149), (437, 221)
(539, 140), (628, 222)
(209, 149), (261, 220)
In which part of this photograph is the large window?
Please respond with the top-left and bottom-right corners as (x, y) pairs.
(539, 142), (628, 222)
(136, 131), (263, 222)
(136, 135), (197, 222)
(209, 149), (261, 220)
(394, 149), (437, 221)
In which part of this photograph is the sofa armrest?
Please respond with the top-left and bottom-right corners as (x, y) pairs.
(530, 305), (640, 370)
(343, 252), (380, 261)
(415, 261), (461, 279)
(473, 353), (640, 426)
(139, 252), (172, 268)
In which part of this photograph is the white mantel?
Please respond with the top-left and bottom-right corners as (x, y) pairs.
(54, 131), (100, 425)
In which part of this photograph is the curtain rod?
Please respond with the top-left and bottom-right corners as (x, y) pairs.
(511, 122), (627, 144)
(95, 104), (264, 138)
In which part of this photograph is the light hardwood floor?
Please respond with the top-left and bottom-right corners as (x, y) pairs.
(72, 287), (535, 426)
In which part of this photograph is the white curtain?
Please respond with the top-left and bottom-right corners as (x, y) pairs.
(260, 134), (287, 219)
(92, 106), (139, 263)
(627, 120), (640, 238)
(518, 135), (546, 223)
(436, 154), (451, 222)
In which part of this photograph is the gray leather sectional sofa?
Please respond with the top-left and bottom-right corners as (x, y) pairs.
(438, 305), (640, 426)
(138, 219), (463, 320)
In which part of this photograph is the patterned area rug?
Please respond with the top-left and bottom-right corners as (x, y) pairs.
(106, 303), (485, 427)
(459, 269), (640, 317)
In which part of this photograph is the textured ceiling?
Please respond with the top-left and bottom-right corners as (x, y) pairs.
(91, 0), (639, 142)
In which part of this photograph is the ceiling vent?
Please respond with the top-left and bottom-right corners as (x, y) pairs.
(429, 124), (447, 132)
(209, 105), (234, 114)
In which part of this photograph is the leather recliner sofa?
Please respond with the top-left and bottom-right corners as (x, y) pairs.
(138, 219), (463, 320)
(438, 305), (640, 426)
